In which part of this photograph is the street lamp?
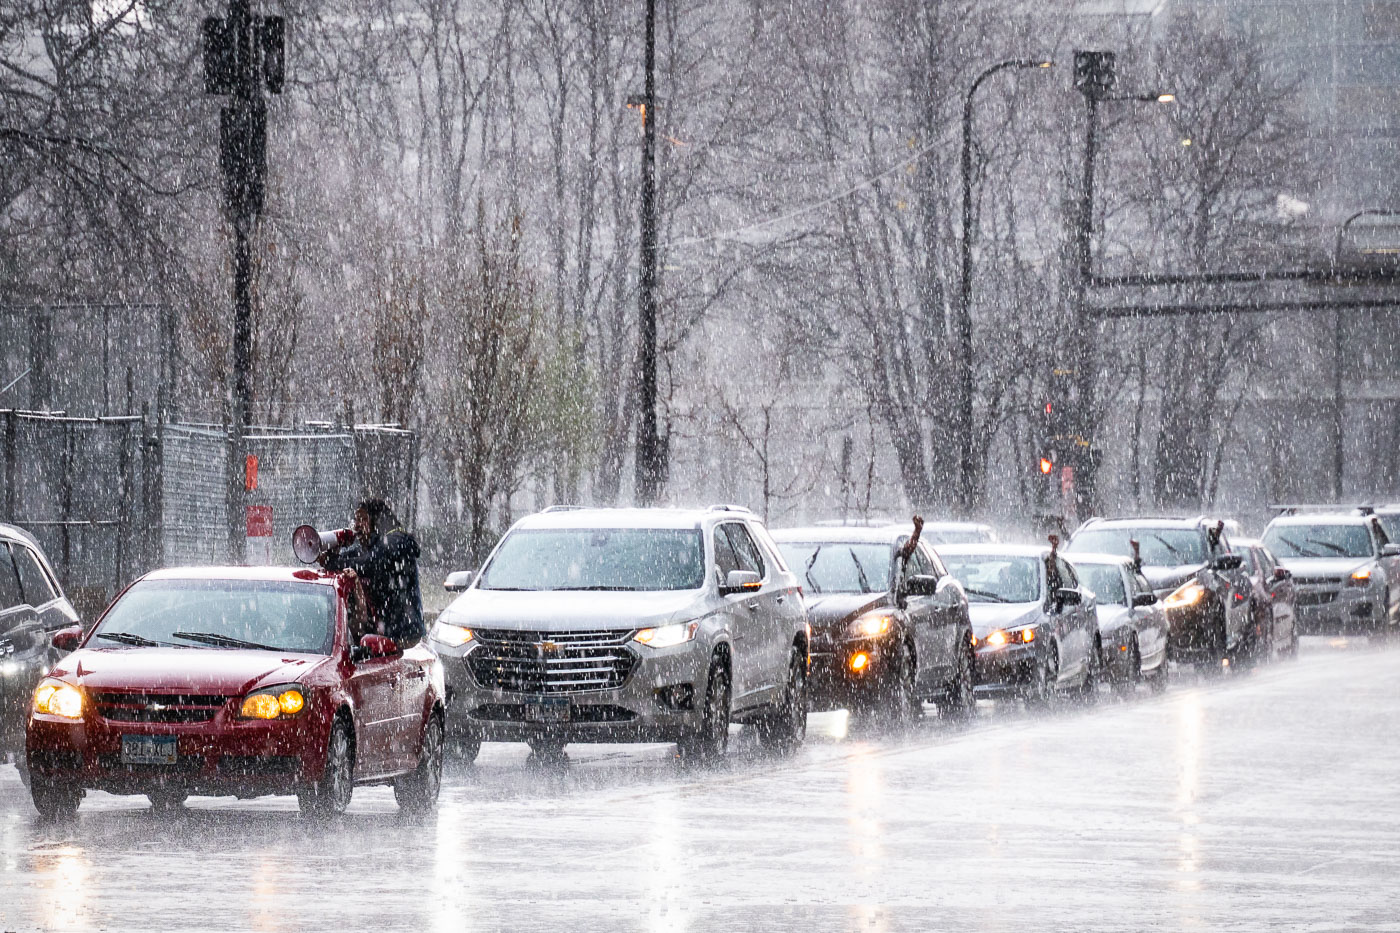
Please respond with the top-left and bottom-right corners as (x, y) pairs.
(955, 57), (1052, 517)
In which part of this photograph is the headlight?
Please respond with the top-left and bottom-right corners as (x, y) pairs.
(431, 620), (475, 647)
(33, 679), (84, 720)
(634, 621), (699, 649)
(982, 627), (1035, 649)
(846, 613), (894, 639)
(1164, 581), (1206, 608)
(1349, 567), (1374, 587)
(239, 687), (306, 720)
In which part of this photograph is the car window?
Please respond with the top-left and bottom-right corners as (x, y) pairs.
(1238, 547), (1258, 575)
(748, 523), (790, 574)
(12, 545), (57, 606)
(1262, 523), (1374, 559)
(910, 545), (938, 578)
(479, 528), (707, 591)
(1056, 557), (1079, 589)
(0, 544), (23, 610)
(1134, 571), (1152, 595)
(1068, 527), (1207, 566)
(1075, 563), (1126, 606)
(721, 523), (766, 579)
(1256, 549), (1276, 576)
(713, 527), (741, 579)
(778, 542), (890, 595)
(941, 554), (1042, 604)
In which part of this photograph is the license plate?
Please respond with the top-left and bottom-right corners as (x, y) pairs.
(121, 734), (178, 766)
(524, 696), (571, 723)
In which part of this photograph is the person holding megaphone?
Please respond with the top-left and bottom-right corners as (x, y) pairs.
(319, 497), (426, 647)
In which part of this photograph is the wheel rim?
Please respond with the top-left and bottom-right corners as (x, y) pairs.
(329, 727), (352, 810)
(706, 666), (731, 750)
(422, 719), (443, 802)
(791, 654), (808, 739)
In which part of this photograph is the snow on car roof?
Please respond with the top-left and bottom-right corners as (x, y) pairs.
(936, 543), (1051, 558)
(1268, 513), (1372, 526)
(141, 566), (340, 585)
(512, 507), (713, 530)
(1065, 551), (1134, 567)
(771, 525), (911, 544)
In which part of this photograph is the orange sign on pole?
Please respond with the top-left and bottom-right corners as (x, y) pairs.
(245, 454), (259, 491)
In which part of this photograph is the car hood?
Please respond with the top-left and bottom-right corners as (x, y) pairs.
(967, 603), (1042, 635)
(441, 588), (708, 631)
(1143, 564), (1205, 594)
(1095, 604), (1133, 635)
(53, 648), (329, 695)
(804, 593), (888, 630)
(1272, 557), (1371, 579)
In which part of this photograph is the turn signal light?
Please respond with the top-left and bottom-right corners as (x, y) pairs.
(849, 652), (870, 672)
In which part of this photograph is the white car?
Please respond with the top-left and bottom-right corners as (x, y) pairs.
(1261, 509), (1400, 638)
(432, 506), (810, 762)
(1066, 553), (1169, 695)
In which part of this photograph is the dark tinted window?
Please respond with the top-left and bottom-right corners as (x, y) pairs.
(13, 546), (56, 605)
(0, 545), (22, 609)
(720, 523), (766, 578)
(714, 528), (741, 578)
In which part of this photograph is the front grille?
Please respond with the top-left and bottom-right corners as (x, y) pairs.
(1294, 576), (1342, 586)
(219, 755), (300, 775)
(93, 692), (228, 724)
(1296, 590), (1339, 607)
(467, 629), (637, 694)
(469, 703), (637, 723)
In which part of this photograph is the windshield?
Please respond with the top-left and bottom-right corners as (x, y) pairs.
(777, 543), (890, 594)
(1262, 524), (1374, 559)
(941, 555), (1042, 604)
(1075, 564), (1127, 606)
(478, 528), (706, 591)
(1067, 528), (1207, 566)
(92, 580), (335, 654)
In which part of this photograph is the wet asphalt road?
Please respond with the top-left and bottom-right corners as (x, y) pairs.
(2, 638), (1398, 932)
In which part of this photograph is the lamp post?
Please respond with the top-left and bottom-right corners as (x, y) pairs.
(956, 58), (1052, 517)
(633, 0), (662, 506)
(1069, 49), (1172, 518)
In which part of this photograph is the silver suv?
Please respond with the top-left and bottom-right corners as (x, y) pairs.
(431, 506), (810, 762)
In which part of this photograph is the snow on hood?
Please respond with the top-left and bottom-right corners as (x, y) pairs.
(442, 588), (707, 631)
(56, 647), (327, 696)
(1143, 564), (1204, 594)
(967, 603), (1042, 635)
(1272, 556), (1372, 578)
(1095, 604), (1133, 635)
(804, 592), (888, 629)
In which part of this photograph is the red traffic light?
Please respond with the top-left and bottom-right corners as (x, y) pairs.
(1038, 457), (1054, 475)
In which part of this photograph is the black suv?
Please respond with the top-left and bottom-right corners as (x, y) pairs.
(1066, 517), (1254, 670)
(0, 524), (81, 745)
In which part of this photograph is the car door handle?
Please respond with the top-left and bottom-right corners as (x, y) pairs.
(746, 602), (760, 612)
(405, 668), (426, 680)
(776, 595), (786, 604)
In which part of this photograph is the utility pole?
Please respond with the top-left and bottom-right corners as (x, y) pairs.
(203, 1), (283, 561)
(633, 0), (662, 505)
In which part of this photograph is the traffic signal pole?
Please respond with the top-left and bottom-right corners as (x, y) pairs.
(204, 0), (282, 561)
(634, 0), (661, 506)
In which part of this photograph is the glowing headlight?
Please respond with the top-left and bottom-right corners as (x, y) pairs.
(239, 687), (305, 720)
(634, 621), (700, 649)
(1164, 581), (1206, 608)
(1350, 568), (1374, 587)
(981, 627), (1035, 650)
(846, 613), (894, 639)
(986, 630), (1008, 648)
(33, 679), (84, 720)
(431, 621), (475, 647)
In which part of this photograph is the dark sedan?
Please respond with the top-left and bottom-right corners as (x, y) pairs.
(773, 524), (974, 722)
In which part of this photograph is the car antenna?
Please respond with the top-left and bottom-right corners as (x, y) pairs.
(1129, 539), (1142, 573)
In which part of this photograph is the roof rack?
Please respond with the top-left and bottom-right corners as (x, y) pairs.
(706, 504), (753, 514)
(1270, 503), (1374, 516)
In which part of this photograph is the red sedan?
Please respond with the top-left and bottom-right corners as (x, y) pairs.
(25, 567), (445, 819)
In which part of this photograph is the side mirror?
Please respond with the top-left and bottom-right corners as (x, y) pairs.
(443, 570), (477, 593)
(51, 625), (83, 653)
(1132, 592), (1158, 607)
(1055, 587), (1082, 607)
(1272, 566), (1292, 582)
(1209, 554), (1244, 572)
(905, 574), (939, 597)
(721, 569), (762, 595)
(352, 634), (402, 663)
(1381, 544), (1400, 558)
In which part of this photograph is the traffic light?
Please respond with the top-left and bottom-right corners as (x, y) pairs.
(1073, 51), (1116, 97)
(202, 15), (285, 97)
(1038, 456), (1054, 476)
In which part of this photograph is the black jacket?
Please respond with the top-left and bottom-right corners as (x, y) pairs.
(325, 528), (425, 645)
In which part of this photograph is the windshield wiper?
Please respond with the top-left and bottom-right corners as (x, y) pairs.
(552, 585), (635, 591)
(803, 547), (823, 594)
(171, 631), (284, 651)
(1303, 538), (1349, 556)
(1277, 536), (1318, 558)
(963, 587), (1009, 604)
(1145, 533), (1184, 561)
(848, 549), (873, 593)
(94, 631), (164, 647)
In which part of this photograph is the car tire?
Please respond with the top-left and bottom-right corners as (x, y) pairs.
(147, 788), (188, 812)
(934, 634), (976, 720)
(1023, 645), (1058, 710)
(1203, 621), (1228, 677)
(1113, 636), (1141, 699)
(1281, 628), (1299, 660)
(394, 713), (445, 814)
(757, 647), (809, 752)
(30, 776), (81, 821)
(526, 734), (568, 760)
(299, 717), (354, 819)
(677, 659), (731, 765)
(446, 734), (483, 763)
(1076, 637), (1101, 705)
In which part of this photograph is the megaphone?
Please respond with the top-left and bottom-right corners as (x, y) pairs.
(292, 525), (354, 564)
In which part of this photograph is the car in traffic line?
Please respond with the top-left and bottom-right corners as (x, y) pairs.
(433, 506), (810, 763)
(938, 542), (1100, 707)
(2, 524), (81, 747)
(1066, 516), (1254, 670)
(1066, 552), (1169, 695)
(1232, 536), (1298, 660)
(25, 567), (446, 820)
(772, 522), (975, 723)
(1261, 509), (1400, 639)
